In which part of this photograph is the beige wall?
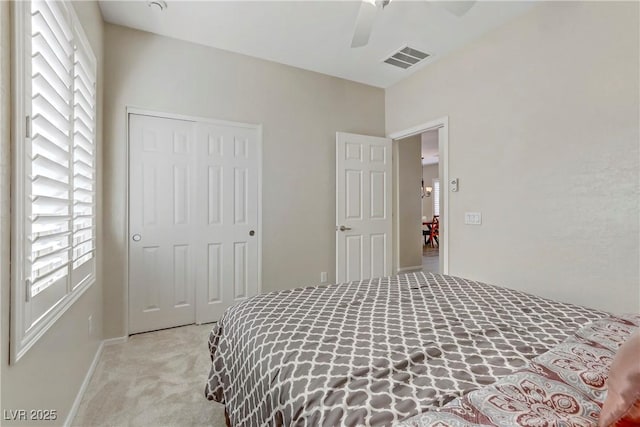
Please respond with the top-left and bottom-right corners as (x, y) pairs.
(386, 1), (640, 314)
(396, 135), (423, 269)
(103, 24), (385, 338)
(421, 164), (439, 220)
(1, 2), (104, 424)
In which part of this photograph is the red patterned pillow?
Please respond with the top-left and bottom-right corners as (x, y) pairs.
(599, 328), (640, 426)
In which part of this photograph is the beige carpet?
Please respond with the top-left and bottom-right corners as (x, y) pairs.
(72, 324), (227, 427)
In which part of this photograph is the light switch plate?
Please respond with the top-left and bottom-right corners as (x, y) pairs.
(465, 212), (482, 225)
(450, 178), (459, 192)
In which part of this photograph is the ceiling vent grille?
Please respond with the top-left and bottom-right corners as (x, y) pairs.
(383, 47), (430, 69)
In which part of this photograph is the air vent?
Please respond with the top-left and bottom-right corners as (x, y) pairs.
(383, 47), (430, 69)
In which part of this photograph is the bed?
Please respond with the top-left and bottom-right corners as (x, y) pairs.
(204, 272), (609, 426)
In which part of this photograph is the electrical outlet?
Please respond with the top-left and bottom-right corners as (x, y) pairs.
(320, 272), (328, 283)
(88, 315), (93, 337)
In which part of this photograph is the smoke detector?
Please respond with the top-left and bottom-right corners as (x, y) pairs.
(147, 1), (167, 11)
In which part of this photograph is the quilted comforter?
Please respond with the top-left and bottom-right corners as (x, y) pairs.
(205, 273), (606, 426)
(398, 314), (640, 427)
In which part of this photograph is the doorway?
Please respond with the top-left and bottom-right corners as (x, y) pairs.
(390, 117), (449, 275)
(127, 111), (262, 334)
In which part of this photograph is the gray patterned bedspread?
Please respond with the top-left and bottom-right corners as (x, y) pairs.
(205, 273), (606, 426)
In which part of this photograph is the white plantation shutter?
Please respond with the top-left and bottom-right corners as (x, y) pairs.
(71, 30), (96, 283)
(11, 0), (97, 362)
(433, 179), (440, 217)
(28, 0), (74, 310)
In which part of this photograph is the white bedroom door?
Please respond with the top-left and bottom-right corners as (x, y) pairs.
(129, 113), (260, 334)
(336, 132), (392, 283)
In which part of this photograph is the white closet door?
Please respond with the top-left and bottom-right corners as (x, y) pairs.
(195, 123), (260, 324)
(129, 113), (261, 334)
(129, 114), (198, 334)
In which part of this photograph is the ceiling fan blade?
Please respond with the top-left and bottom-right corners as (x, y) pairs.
(435, 1), (476, 17)
(351, 1), (378, 48)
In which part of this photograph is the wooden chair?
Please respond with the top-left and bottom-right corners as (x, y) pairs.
(422, 227), (430, 246)
(428, 216), (439, 248)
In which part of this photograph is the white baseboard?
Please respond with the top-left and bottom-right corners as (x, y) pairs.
(63, 335), (129, 426)
(103, 336), (128, 346)
(397, 265), (423, 273)
(64, 341), (104, 427)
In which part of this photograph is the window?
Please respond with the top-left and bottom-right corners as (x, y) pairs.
(11, 0), (97, 362)
(433, 179), (440, 217)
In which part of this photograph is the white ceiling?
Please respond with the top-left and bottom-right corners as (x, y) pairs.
(98, 0), (535, 88)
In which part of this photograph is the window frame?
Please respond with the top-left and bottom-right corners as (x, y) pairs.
(10, 0), (97, 363)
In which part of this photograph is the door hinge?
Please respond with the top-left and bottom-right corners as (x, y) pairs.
(25, 279), (31, 302)
(25, 115), (31, 138)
